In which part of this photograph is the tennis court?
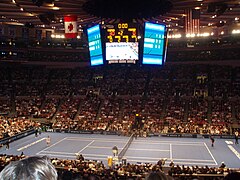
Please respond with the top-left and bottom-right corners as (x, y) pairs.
(0, 132), (239, 168)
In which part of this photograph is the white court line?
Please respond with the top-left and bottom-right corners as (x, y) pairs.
(135, 140), (203, 144)
(17, 138), (46, 151)
(82, 153), (109, 157)
(228, 145), (240, 159)
(39, 153), (76, 159)
(172, 158), (215, 162)
(204, 143), (218, 165)
(170, 144), (204, 146)
(133, 141), (204, 146)
(170, 143), (172, 160)
(127, 148), (170, 152)
(124, 156), (169, 160)
(77, 140), (95, 154)
(87, 146), (122, 149)
(37, 137), (67, 155)
(66, 137), (127, 142)
(40, 151), (75, 155)
(40, 151), (109, 158)
(8, 136), (41, 151)
(87, 145), (169, 152)
(225, 141), (233, 145)
(63, 139), (97, 142)
(65, 138), (126, 143)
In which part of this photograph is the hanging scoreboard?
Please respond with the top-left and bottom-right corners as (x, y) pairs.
(105, 23), (139, 64)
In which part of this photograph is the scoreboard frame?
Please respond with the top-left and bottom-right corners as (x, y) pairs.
(86, 22), (167, 66)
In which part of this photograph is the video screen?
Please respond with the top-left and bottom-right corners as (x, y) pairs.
(87, 25), (104, 66)
(142, 22), (166, 65)
(106, 42), (138, 64)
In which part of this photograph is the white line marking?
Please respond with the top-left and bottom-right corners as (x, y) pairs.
(204, 143), (218, 165)
(171, 158), (215, 162)
(124, 156), (168, 160)
(66, 138), (126, 143)
(135, 140), (203, 144)
(66, 137), (127, 142)
(82, 153), (110, 157)
(228, 145), (240, 159)
(170, 144), (204, 146)
(77, 140), (95, 154)
(125, 156), (215, 162)
(9, 136), (39, 150)
(41, 151), (75, 155)
(86, 146), (170, 152)
(17, 138), (46, 151)
(66, 137), (203, 145)
(170, 143), (172, 160)
(87, 146), (123, 149)
(38, 153), (76, 158)
(37, 138), (67, 155)
(225, 141), (233, 145)
(128, 148), (170, 152)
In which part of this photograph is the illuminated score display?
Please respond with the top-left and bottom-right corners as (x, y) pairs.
(106, 23), (138, 43)
(142, 22), (167, 65)
(87, 24), (104, 66)
(105, 23), (139, 64)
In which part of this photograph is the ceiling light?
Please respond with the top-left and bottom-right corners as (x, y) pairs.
(52, 7), (59, 10)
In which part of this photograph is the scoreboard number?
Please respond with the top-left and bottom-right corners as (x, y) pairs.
(118, 23), (128, 29)
(106, 23), (138, 43)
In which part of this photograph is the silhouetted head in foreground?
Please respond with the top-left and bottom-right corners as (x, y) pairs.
(145, 171), (169, 180)
(224, 172), (240, 180)
(0, 156), (58, 180)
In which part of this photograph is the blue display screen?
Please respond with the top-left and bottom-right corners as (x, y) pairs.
(87, 25), (104, 66)
(142, 22), (166, 65)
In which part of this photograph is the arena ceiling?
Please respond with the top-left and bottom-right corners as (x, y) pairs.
(0, 0), (239, 32)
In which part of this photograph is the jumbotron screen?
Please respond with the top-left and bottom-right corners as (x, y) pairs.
(87, 25), (104, 66)
(105, 23), (139, 64)
(142, 22), (167, 65)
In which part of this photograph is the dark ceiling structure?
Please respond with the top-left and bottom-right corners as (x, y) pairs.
(0, 0), (239, 31)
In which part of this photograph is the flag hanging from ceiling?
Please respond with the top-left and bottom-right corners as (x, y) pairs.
(64, 15), (77, 38)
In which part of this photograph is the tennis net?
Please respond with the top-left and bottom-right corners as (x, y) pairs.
(118, 133), (134, 160)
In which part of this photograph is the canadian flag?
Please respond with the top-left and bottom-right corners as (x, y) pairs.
(64, 15), (77, 38)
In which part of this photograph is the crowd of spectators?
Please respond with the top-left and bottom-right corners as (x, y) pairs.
(0, 64), (239, 179)
(0, 64), (239, 138)
(0, 154), (236, 180)
(0, 116), (40, 139)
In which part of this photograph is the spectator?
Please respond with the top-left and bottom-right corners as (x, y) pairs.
(145, 171), (169, 180)
(0, 156), (58, 180)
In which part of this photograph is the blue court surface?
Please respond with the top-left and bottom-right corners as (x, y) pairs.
(0, 132), (239, 168)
